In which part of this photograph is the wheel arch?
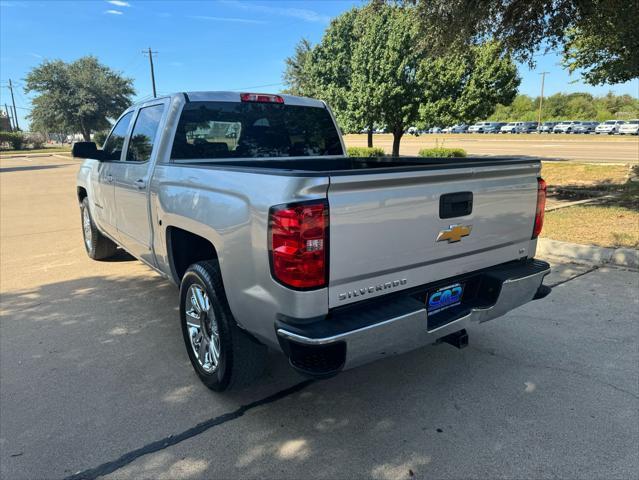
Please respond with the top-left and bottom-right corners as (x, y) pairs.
(77, 186), (88, 204)
(166, 226), (220, 283)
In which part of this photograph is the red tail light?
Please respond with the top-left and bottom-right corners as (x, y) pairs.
(269, 200), (328, 289)
(240, 93), (284, 104)
(532, 177), (547, 238)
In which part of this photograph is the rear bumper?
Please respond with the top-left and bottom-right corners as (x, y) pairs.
(276, 259), (550, 377)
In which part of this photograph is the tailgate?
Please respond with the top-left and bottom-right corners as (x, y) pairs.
(327, 161), (540, 307)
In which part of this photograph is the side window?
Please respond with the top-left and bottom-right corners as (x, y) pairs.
(102, 112), (133, 161)
(126, 104), (165, 162)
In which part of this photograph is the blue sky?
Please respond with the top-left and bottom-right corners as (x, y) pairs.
(1, 0), (638, 129)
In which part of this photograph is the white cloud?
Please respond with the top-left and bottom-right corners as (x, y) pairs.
(188, 15), (266, 25)
(104, 9), (123, 15)
(28, 52), (43, 59)
(107, 0), (130, 6)
(219, 0), (330, 23)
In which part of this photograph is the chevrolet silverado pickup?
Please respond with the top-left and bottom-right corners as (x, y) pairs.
(74, 91), (551, 391)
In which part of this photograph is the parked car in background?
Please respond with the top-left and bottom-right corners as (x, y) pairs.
(573, 122), (599, 134)
(518, 122), (539, 134)
(407, 126), (418, 135)
(429, 126), (442, 134)
(468, 122), (490, 133)
(618, 119), (639, 135)
(537, 122), (558, 133)
(374, 127), (387, 134)
(500, 122), (524, 133)
(449, 124), (469, 133)
(488, 122), (507, 133)
(553, 121), (581, 134)
(595, 120), (625, 135)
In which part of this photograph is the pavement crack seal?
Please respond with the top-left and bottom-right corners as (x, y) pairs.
(63, 379), (314, 480)
(547, 265), (599, 288)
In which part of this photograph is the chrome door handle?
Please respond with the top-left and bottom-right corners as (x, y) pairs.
(134, 179), (146, 189)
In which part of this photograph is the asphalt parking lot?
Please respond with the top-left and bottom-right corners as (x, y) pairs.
(1, 153), (638, 480)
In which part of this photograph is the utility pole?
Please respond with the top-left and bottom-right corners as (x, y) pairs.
(537, 72), (549, 129)
(143, 47), (158, 98)
(4, 103), (15, 131)
(8, 79), (19, 130)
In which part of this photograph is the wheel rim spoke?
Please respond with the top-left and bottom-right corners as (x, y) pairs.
(186, 283), (219, 373)
(83, 209), (92, 248)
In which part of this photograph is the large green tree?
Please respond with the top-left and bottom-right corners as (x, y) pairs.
(412, 0), (639, 86)
(418, 41), (520, 128)
(355, 4), (424, 156)
(25, 56), (135, 141)
(282, 38), (314, 96)
(283, 2), (519, 156)
(304, 9), (359, 136)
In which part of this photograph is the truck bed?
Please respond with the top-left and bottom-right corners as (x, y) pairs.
(173, 156), (537, 175)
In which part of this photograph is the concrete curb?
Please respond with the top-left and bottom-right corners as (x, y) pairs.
(537, 237), (638, 269)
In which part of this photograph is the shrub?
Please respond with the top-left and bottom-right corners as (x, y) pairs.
(0, 131), (25, 150)
(26, 132), (47, 149)
(93, 131), (109, 147)
(347, 146), (386, 157)
(418, 147), (467, 158)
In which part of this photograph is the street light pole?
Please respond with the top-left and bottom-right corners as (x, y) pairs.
(537, 72), (549, 130)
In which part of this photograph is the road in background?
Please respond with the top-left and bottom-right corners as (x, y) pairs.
(1, 154), (637, 479)
(344, 134), (639, 163)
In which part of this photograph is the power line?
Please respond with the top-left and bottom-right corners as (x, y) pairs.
(142, 47), (158, 98)
(232, 82), (284, 91)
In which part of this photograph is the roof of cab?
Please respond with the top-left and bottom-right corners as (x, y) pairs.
(176, 91), (326, 108)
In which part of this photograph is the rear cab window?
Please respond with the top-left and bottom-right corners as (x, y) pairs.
(171, 101), (343, 160)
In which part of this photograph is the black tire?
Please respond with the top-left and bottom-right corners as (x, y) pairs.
(80, 198), (118, 260)
(179, 260), (267, 391)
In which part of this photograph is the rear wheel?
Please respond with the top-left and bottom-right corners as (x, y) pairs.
(80, 198), (117, 260)
(179, 260), (267, 391)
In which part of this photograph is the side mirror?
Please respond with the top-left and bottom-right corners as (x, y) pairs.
(72, 141), (102, 159)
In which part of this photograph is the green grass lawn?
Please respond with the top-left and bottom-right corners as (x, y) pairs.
(543, 204), (639, 249)
(0, 147), (71, 155)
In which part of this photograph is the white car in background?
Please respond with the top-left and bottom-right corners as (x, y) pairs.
(500, 122), (523, 133)
(595, 120), (625, 134)
(449, 124), (469, 133)
(553, 121), (581, 134)
(618, 120), (639, 135)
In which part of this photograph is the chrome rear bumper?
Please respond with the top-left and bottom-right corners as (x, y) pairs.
(276, 260), (550, 375)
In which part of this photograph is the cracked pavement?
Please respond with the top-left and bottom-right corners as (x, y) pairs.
(1, 155), (638, 479)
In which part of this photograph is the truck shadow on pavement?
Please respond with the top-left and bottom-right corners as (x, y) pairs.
(1, 269), (637, 480)
(0, 163), (71, 173)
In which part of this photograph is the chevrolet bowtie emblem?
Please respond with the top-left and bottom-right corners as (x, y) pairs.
(436, 224), (472, 243)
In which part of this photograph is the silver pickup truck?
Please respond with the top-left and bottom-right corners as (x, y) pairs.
(75, 91), (551, 391)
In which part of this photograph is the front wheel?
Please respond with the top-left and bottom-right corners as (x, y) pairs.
(180, 260), (267, 391)
(80, 198), (117, 260)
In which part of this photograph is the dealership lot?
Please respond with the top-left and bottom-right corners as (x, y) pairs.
(344, 133), (639, 163)
(1, 153), (637, 479)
